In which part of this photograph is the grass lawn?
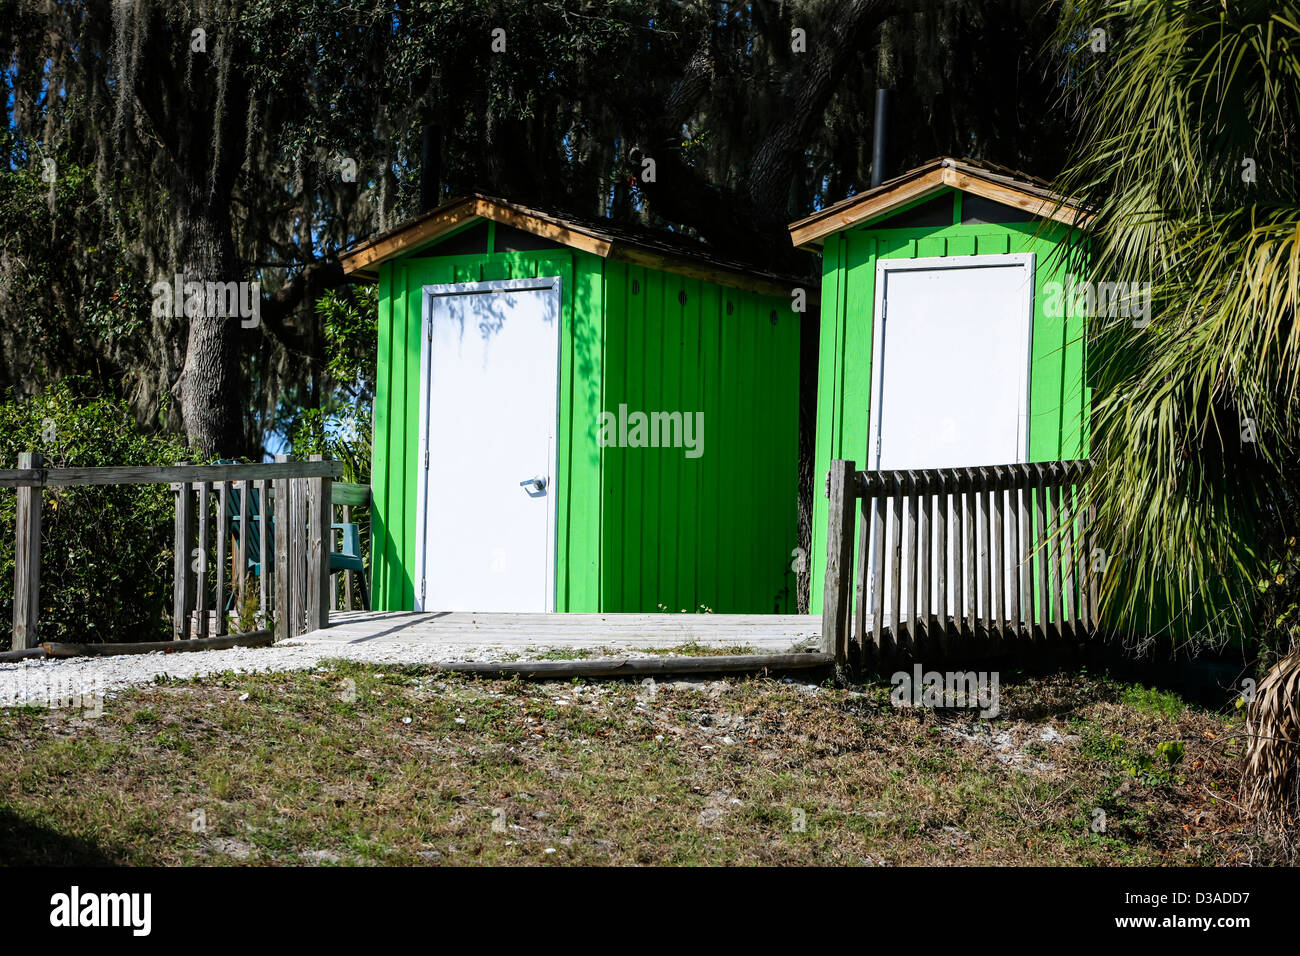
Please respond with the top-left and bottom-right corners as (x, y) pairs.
(0, 663), (1269, 865)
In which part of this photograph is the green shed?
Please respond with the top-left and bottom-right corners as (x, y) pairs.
(790, 158), (1092, 613)
(340, 193), (809, 615)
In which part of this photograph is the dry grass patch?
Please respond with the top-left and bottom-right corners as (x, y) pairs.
(0, 664), (1269, 865)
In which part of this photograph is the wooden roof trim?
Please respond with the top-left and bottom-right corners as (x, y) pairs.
(788, 158), (1090, 249)
(789, 168), (947, 249)
(339, 198), (477, 276)
(470, 197), (614, 258)
(339, 197), (615, 277)
(940, 167), (1092, 231)
(341, 193), (814, 297)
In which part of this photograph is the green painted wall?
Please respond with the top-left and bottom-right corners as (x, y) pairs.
(809, 188), (1089, 613)
(370, 230), (801, 614)
(598, 261), (801, 613)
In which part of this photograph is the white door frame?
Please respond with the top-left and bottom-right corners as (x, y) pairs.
(867, 253), (1036, 469)
(412, 275), (564, 612)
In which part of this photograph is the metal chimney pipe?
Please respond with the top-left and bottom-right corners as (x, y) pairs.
(420, 123), (441, 213)
(871, 90), (891, 188)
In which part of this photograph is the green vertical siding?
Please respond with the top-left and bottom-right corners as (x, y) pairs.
(597, 262), (800, 613)
(370, 264), (395, 605)
(371, 235), (801, 614)
(566, 251), (605, 611)
(809, 194), (1087, 613)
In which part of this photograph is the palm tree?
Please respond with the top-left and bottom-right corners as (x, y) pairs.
(1051, 0), (1300, 822)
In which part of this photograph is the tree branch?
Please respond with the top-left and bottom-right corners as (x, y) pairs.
(631, 0), (898, 269)
(632, 29), (765, 260)
(745, 0), (899, 229)
(256, 258), (349, 356)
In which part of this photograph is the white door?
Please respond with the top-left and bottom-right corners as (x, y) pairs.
(414, 277), (562, 612)
(866, 254), (1034, 625)
(870, 254), (1033, 470)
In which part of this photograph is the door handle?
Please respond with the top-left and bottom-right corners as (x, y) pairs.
(520, 475), (548, 496)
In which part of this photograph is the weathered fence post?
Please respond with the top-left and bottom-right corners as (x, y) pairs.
(196, 481), (211, 639)
(291, 472), (308, 634)
(340, 504), (352, 610)
(172, 463), (196, 640)
(12, 451), (43, 649)
(215, 482), (229, 637)
(306, 454), (332, 632)
(236, 478), (249, 623)
(273, 456), (292, 641)
(821, 459), (856, 673)
(259, 477), (272, 625)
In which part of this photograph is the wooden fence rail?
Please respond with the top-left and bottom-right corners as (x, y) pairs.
(822, 459), (1095, 672)
(5, 456), (368, 650)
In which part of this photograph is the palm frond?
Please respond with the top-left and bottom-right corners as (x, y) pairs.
(1052, 0), (1300, 649)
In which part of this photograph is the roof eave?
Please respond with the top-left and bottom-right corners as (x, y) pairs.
(338, 196), (483, 278)
(788, 162), (1091, 249)
(339, 195), (815, 299)
(338, 195), (619, 278)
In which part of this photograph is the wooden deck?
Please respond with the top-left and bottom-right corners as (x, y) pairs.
(290, 611), (821, 655)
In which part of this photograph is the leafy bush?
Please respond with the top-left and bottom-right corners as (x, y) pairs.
(0, 383), (190, 648)
(285, 286), (375, 487)
(317, 285), (377, 398)
(288, 287), (376, 587)
(1119, 685), (1187, 720)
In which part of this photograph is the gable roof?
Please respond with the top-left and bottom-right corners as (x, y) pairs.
(787, 157), (1090, 250)
(339, 192), (815, 299)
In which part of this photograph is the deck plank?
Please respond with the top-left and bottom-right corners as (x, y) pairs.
(289, 611), (821, 652)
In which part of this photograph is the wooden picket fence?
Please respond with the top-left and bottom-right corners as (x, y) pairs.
(821, 459), (1096, 672)
(3, 455), (367, 649)
(171, 455), (357, 642)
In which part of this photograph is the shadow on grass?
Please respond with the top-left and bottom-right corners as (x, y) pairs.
(0, 807), (119, 865)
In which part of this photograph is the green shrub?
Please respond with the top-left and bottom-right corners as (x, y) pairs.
(1119, 685), (1187, 719)
(286, 286), (376, 588)
(0, 383), (190, 648)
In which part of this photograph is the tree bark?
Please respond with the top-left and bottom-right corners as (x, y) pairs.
(176, 193), (244, 459)
(745, 0), (898, 229)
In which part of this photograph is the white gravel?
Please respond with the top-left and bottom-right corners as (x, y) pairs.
(0, 610), (813, 709)
(0, 638), (601, 709)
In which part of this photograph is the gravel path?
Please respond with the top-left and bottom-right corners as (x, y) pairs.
(0, 638), (615, 708)
(1, 610), (820, 708)
(0, 634), (790, 708)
